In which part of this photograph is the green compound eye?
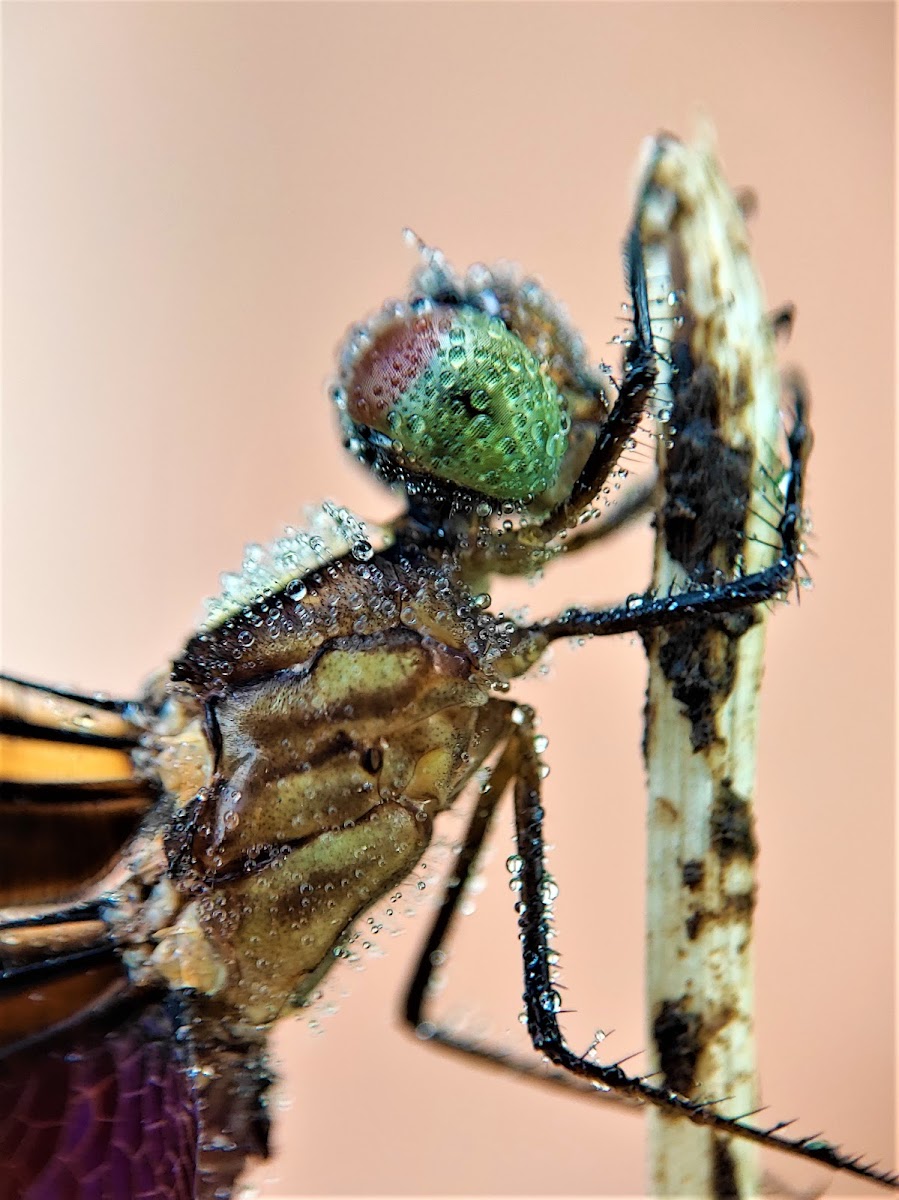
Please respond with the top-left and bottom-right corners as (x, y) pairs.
(342, 306), (568, 501)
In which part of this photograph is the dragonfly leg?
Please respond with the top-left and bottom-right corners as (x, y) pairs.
(533, 222), (659, 544)
(457, 219), (660, 581)
(470, 469), (659, 582)
(507, 704), (897, 1188)
(549, 470), (657, 559)
(402, 704), (638, 1106)
(403, 705), (516, 1037)
(402, 701), (899, 1185)
(534, 377), (811, 644)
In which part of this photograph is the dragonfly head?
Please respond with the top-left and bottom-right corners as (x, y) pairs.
(332, 234), (612, 518)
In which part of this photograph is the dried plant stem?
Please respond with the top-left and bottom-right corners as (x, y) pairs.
(636, 131), (786, 1199)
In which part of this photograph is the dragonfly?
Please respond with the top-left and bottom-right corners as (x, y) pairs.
(1, 182), (894, 1199)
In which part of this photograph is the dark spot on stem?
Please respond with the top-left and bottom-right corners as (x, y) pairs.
(655, 611), (752, 751)
(653, 998), (702, 1096)
(682, 859), (705, 890)
(685, 891), (756, 941)
(662, 361), (751, 576)
(713, 1135), (740, 1200)
(710, 782), (757, 863)
(651, 356), (756, 750)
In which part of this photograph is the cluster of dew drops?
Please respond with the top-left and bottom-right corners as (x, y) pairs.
(200, 502), (381, 632)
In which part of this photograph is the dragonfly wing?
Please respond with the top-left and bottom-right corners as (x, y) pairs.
(0, 675), (153, 905)
(0, 993), (199, 1200)
(0, 672), (149, 1054)
(0, 677), (271, 1198)
(0, 989), (271, 1200)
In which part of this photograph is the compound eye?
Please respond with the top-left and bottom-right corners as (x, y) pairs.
(341, 306), (568, 501)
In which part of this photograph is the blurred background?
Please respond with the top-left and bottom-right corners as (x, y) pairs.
(2, 3), (893, 1196)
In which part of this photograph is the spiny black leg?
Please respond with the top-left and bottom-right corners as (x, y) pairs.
(403, 712), (516, 1034)
(508, 704), (897, 1188)
(403, 701), (899, 1184)
(552, 472), (657, 562)
(460, 223), (659, 578)
(402, 708), (640, 1109)
(536, 384), (811, 643)
(474, 471), (659, 583)
(537, 226), (659, 543)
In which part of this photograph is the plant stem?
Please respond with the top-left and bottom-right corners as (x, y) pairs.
(636, 129), (786, 1200)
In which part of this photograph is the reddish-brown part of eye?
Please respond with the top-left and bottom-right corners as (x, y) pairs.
(346, 309), (454, 431)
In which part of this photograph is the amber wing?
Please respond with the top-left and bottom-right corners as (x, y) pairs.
(0, 676), (268, 1200)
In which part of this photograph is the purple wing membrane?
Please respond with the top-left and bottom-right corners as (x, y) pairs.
(0, 991), (271, 1200)
(0, 997), (198, 1200)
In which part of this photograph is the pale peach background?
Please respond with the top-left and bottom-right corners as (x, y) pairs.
(2, 3), (894, 1197)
